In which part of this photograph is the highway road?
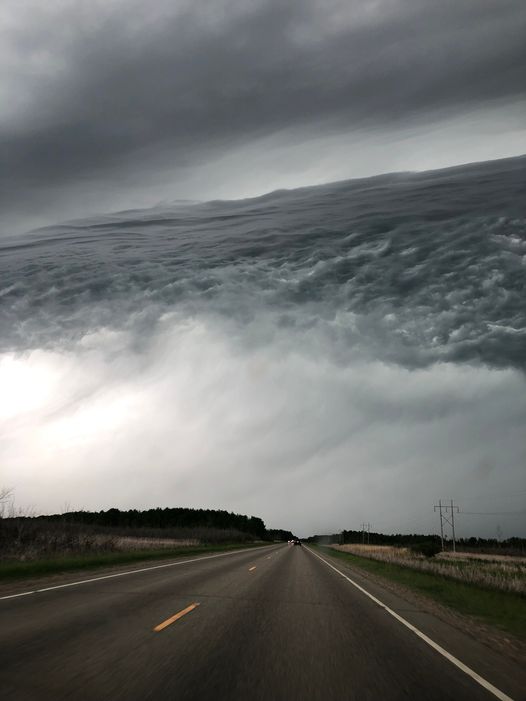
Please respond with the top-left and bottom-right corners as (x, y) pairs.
(1, 543), (524, 700)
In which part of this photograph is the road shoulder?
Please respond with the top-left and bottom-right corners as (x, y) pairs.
(308, 546), (526, 701)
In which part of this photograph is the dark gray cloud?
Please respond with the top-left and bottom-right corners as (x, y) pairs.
(1, 157), (525, 535)
(2, 155), (526, 372)
(2, 0), (526, 232)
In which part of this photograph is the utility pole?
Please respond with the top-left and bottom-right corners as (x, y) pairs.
(360, 523), (371, 545)
(434, 500), (459, 552)
(434, 499), (445, 551)
(450, 499), (457, 553)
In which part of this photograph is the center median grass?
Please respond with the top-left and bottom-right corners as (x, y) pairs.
(0, 542), (270, 582)
(318, 545), (526, 641)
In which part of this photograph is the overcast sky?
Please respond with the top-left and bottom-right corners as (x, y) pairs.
(2, 0), (526, 234)
(1, 1), (526, 539)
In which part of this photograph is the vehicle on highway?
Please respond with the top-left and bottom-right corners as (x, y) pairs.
(293, 539), (302, 546)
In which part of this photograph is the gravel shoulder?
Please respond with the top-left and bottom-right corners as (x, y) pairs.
(320, 546), (526, 667)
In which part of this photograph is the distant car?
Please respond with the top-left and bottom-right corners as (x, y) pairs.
(293, 539), (302, 546)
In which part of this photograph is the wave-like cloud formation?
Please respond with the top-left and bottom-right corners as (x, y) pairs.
(1, 157), (525, 535)
(2, 156), (525, 370)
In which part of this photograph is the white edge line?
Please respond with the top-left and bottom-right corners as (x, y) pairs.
(306, 546), (514, 701)
(0, 544), (277, 602)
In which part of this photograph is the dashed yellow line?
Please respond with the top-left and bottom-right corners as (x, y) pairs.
(249, 566), (257, 571)
(153, 603), (200, 632)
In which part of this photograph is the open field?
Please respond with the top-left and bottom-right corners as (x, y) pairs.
(324, 545), (526, 641)
(114, 536), (199, 549)
(0, 519), (254, 559)
(0, 542), (270, 581)
(330, 543), (526, 595)
(0, 518), (266, 580)
(439, 550), (526, 564)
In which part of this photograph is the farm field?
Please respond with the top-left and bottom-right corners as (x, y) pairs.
(330, 544), (526, 595)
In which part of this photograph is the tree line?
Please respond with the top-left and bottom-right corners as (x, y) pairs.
(307, 529), (526, 553)
(39, 507), (294, 541)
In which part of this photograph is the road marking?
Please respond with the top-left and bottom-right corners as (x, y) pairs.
(0, 545), (279, 602)
(154, 603), (199, 632)
(306, 547), (514, 701)
(249, 566), (256, 571)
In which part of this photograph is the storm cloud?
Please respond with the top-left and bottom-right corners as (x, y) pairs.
(1, 156), (525, 536)
(2, 0), (526, 233)
(1, 2), (525, 537)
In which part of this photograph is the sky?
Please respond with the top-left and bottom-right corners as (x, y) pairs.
(1, 0), (526, 235)
(1, 1), (526, 539)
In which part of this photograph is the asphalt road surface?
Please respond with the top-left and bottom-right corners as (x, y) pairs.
(1, 544), (524, 700)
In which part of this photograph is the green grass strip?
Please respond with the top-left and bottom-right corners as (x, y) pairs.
(0, 542), (269, 581)
(320, 546), (526, 641)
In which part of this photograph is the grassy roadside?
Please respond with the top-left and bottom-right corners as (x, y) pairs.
(0, 542), (270, 582)
(318, 545), (526, 641)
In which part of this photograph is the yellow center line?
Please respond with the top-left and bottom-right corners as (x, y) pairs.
(153, 603), (200, 632)
(249, 566), (257, 571)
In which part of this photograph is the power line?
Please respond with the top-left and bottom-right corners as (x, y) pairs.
(461, 511), (526, 516)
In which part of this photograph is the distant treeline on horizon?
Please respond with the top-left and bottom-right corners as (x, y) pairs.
(36, 507), (293, 542)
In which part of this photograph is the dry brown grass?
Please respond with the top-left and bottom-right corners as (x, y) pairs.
(438, 551), (526, 564)
(0, 519), (251, 562)
(115, 536), (199, 550)
(336, 544), (412, 557)
(331, 543), (526, 595)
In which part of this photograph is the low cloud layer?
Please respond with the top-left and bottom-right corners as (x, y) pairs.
(1, 157), (525, 536)
(2, 320), (525, 537)
(2, 0), (526, 232)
